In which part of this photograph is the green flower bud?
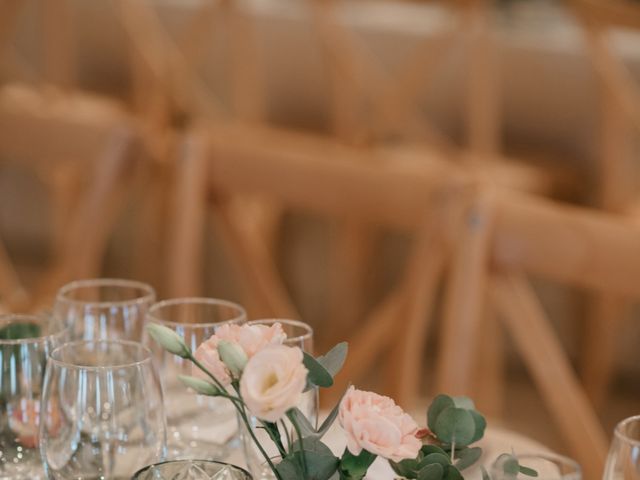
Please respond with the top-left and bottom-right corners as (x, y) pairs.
(146, 323), (190, 358)
(178, 375), (220, 396)
(217, 339), (248, 377)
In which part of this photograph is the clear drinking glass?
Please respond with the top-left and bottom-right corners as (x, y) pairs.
(55, 278), (156, 341)
(491, 453), (581, 480)
(241, 319), (317, 478)
(603, 415), (640, 480)
(40, 340), (166, 479)
(0, 314), (67, 480)
(145, 298), (247, 461)
(132, 459), (252, 480)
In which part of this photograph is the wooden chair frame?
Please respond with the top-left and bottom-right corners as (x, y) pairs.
(567, 0), (640, 407)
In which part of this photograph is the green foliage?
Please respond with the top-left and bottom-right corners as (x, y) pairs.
(277, 437), (340, 480)
(427, 394), (486, 448)
(303, 343), (349, 390)
(389, 444), (469, 480)
(0, 321), (41, 340)
(454, 447), (483, 470)
(338, 449), (376, 480)
(492, 454), (539, 479)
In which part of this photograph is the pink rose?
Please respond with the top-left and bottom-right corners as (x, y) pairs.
(339, 386), (422, 462)
(240, 345), (308, 422)
(193, 322), (286, 385)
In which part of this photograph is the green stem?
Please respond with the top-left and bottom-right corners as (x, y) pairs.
(281, 420), (292, 452)
(287, 410), (308, 478)
(189, 354), (283, 480)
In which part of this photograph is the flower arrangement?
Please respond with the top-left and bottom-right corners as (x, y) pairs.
(147, 322), (538, 480)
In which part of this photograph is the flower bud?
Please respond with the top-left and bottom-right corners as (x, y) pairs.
(217, 339), (248, 378)
(146, 323), (190, 358)
(178, 375), (220, 396)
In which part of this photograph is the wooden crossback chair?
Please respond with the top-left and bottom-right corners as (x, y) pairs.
(119, 0), (581, 396)
(566, 0), (640, 407)
(0, 0), (148, 311)
(432, 186), (640, 480)
(193, 119), (614, 480)
(308, 0), (577, 408)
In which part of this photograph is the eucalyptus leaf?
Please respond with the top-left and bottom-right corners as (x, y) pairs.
(444, 465), (464, 480)
(455, 447), (482, 470)
(316, 342), (348, 378)
(421, 445), (449, 458)
(452, 396), (475, 410)
(316, 398), (341, 439)
(519, 466), (539, 477)
(289, 437), (339, 480)
(390, 458), (419, 479)
(494, 454), (520, 477)
(423, 453), (451, 468)
(339, 449), (376, 480)
(289, 408), (316, 438)
(469, 410), (487, 443)
(427, 395), (455, 431)
(434, 407), (476, 446)
(418, 463), (444, 480)
(303, 352), (334, 388)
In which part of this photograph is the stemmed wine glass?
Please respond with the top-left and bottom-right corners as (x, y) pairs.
(39, 340), (166, 479)
(241, 319), (317, 478)
(54, 278), (155, 341)
(145, 298), (247, 461)
(603, 415), (640, 480)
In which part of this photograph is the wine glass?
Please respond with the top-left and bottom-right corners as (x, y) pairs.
(145, 298), (247, 461)
(0, 314), (68, 480)
(39, 340), (166, 479)
(241, 319), (317, 478)
(603, 415), (640, 480)
(54, 278), (156, 341)
(491, 453), (581, 480)
(132, 459), (252, 480)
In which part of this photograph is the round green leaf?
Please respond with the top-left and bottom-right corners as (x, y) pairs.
(418, 463), (444, 480)
(445, 465), (464, 480)
(470, 410), (487, 443)
(427, 395), (455, 431)
(433, 407), (476, 446)
(423, 453), (451, 468)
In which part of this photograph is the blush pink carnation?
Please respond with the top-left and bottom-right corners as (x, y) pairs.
(339, 386), (422, 462)
(193, 322), (286, 385)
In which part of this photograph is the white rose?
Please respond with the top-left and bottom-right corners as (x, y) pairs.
(240, 345), (308, 422)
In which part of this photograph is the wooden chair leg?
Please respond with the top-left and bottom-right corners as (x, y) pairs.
(472, 303), (505, 418)
(582, 295), (627, 408)
(436, 192), (494, 396)
(60, 128), (134, 279)
(210, 198), (299, 319)
(491, 273), (607, 480)
(385, 218), (448, 408)
(327, 221), (375, 344)
(167, 130), (209, 297)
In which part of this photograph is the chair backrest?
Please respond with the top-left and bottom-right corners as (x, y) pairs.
(568, 0), (640, 210)
(308, 0), (500, 154)
(435, 186), (640, 480)
(117, 0), (266, 126)
(0, 0), (77, 90)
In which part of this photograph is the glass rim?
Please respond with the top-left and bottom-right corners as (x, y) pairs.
(147, 297), (247, 328)
(56, 278), (156, 308)
(0, 313), (68, 345)
(502, 453), (581, 480)
(49, 339), (153, 370)
(614, 414), (640, 446)
(248, 318), (313, 343)
(132, 459), (252, 479)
